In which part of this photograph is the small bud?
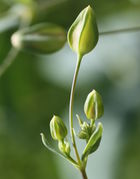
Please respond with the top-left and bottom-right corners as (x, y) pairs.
(58, 140), (71, 155)
(67, 5), (98, 56)
(78, 130), (89, 140)
(50, 115), (67, 141)
(84, 90), (104, 120)
(11, 23), (66, 54)
(78, 121), (96, 141)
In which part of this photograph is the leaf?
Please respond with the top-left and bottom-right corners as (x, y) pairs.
(82, 122), (103, 161)
(40, 133), (79, 169)
(89, 137), (101, 153)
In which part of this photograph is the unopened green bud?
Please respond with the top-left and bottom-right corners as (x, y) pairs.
(58, 140), (71, 155)
(67, 5), (98, 56)
(11, 23), (66, 54)
(50, 115), (67, 141)
(84, 90), (104, 120)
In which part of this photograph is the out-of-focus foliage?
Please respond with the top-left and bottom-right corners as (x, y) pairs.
(0, 0), (140, 179)
(11, 23), (66, 54)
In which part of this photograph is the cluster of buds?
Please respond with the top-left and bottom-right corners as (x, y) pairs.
(77, 114), (96, 141)
(49, 89), (104, 162)
(77, 89), (104, 162)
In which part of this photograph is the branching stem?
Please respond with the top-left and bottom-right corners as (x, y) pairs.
(81, 169), (88, 179)
(69, 54), (88, 179)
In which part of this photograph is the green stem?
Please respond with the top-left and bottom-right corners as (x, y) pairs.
(81, 168), (88, 179)
(69, 54), (82, 165)
(90, 119), (95, 127)
(69, 54), (88, 178)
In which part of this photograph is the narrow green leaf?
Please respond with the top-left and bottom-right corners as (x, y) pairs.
(40, 133), (79, 169)
(82, 122), (103, 160)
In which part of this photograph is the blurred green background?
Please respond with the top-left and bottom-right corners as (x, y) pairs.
(0, 0), (140, 179)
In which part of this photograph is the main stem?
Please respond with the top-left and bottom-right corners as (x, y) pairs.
(69, 54), (82, 164)
(69, 54), (88, 179)
(81, 169), (88, 179)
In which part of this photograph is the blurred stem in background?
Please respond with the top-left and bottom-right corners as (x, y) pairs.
(0, 48), (18, 77)
(0, 3), (33, 77)
(100, 26), (140, 35)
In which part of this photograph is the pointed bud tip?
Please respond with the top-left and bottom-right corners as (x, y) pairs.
(53, 114), (56, 118)
(91, 89), (96, 95)
(86, 5), (92, 11)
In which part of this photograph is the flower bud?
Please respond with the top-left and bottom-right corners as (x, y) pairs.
(67, 5), (98, 56)
(58, 140), (71, 155)
(11, 23), (66, 54)
(50, 115), (67, 141)
(84, 90), (104, 120)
